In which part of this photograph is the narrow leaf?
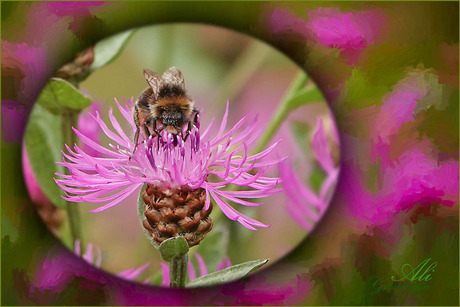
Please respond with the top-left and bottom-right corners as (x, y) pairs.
(90, 29), (135, 71)
(24, 104), (66, 208)
(186, 259), (268, 287)
(137, 184), (160, 249)
(37, 78), (92, 113)
(159, 237), (189, 262)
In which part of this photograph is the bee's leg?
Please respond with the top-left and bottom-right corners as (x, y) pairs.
(182, 121), (192, 142)
(143, 121), (151, 139)
(132, 126), (140, 154)
(155, 125), (165, 151)
(132, 105), (141, 154)
(151, 119), (159, 137)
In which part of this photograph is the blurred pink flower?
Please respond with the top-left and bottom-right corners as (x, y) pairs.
(46, 1), (105, 18)
(339, 70), (458, 228)
(339, 148), (458, 228)
(306, 8), (386, 60)
(280, 118), (339, 231)
(32, 241), (149, 292)
(269, 7), (387, 64)
(56, 99), (284, 230)
(1, 41), (48, 142)
(22, 143), (53, 207)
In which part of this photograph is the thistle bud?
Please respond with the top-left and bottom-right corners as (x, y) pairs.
(142, 184), (213, 247)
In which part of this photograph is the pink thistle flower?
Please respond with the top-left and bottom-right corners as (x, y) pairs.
(280, 118), (339, 231)
(55, 98), (284, 231)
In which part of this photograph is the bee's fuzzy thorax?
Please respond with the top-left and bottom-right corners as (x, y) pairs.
(158, 84), (186, 99)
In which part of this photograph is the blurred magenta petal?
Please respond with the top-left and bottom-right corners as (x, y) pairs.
(22, 142), (52, 206)
(374, 79), (422, 143)
(269, 8), (309, 37)
(77, 102), (103, 157)
(1, 41), (48, 101)
(1, 40), (48, 142)
(160, 263), (170, 287)
(46, 1), (105, 17)
(372, 70), (446, 146)
(340, 147), (459, 227)
(269, 7), (387, 64)
(194, 252), (208, 277)
(311, 118), (335, 175)
(280, 119), (339, 231)
(117, 262), (150, 281)
(217, 256), (232, 271)
(306, 7), (387, 63)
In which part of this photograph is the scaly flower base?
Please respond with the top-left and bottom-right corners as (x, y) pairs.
(142, 184), (213, 247)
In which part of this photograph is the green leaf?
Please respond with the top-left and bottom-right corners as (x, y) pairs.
(193, 226), (229, 273)
(90, 29), (135, 71)
(159, 237), (189, 262)
(137, 184), (160, 249)
(286, 85), (325, 111)
(186, 259), (268, 287)
(24, 104), (66, 209)
(37, 78), (92, 113)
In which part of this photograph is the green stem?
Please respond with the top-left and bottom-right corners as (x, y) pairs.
(170, 253), (188, 288)
(251, 71), (309, 155)
(62, 108), (82, 249)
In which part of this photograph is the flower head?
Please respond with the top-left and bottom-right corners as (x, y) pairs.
(56, 98), (283, 231)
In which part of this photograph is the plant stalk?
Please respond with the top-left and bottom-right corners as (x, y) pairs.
(62, 108), (83, 249)
(169, 253), (188, 288)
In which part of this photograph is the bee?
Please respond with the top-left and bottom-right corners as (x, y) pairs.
(133, 67), (199, 152)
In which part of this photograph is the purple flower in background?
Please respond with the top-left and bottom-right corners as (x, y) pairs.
(340, 147), (459, 228)
(33, 241), (149, 292)
(1, 41), (48, 142)
(280, 118), (339, 231)
(306, 8), (387, 63)
(56, 99), (283, 230)
(22, 142), (52, 207)
(339, 70), (458, 228)
(46, 1), (106, 17)
(269, 7), (387, 64)
(158, 252), (232, 287)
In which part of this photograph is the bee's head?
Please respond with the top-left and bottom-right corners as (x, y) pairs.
(158, 105), (185, 128)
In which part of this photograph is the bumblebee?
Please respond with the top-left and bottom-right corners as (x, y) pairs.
(133, 67), (199, 152)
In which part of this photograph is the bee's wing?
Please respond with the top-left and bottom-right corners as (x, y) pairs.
(162, 66), (185, 89)
(143, 68), (163, 98)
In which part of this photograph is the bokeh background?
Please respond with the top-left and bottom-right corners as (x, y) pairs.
(2, 1), (458, 306)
